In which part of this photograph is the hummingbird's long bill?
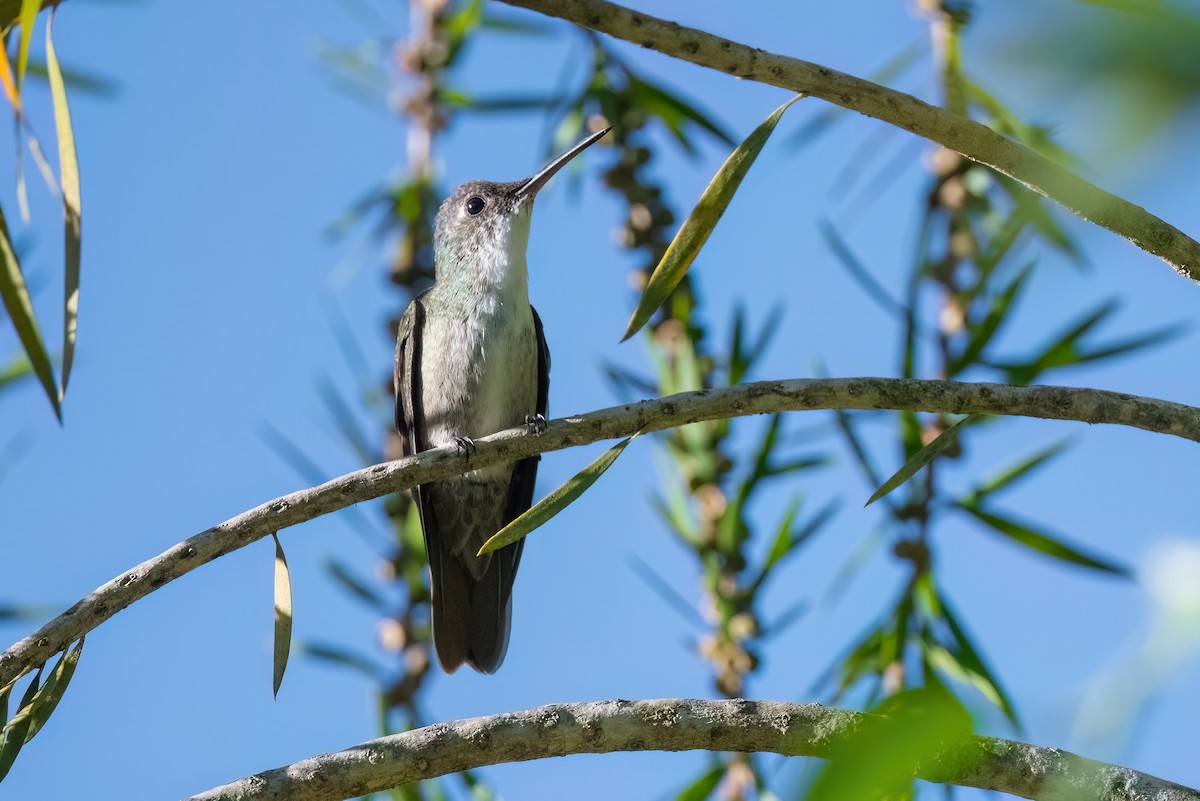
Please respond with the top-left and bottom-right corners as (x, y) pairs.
(515, 126), (613, 199)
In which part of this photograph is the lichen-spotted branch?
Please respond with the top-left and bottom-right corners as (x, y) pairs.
(185, 699), (1200, 801)
(3, 378), (1199, 688)
(496, 0), (1200, 285)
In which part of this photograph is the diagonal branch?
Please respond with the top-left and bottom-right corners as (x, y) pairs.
(496, 0), (1200, 285)
(186, 699), (1199, 801)
(3, 377), (1199, 686)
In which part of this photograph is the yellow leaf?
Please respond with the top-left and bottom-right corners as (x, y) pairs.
(47, 11), (80, 400)
(272, 533), (292, 698)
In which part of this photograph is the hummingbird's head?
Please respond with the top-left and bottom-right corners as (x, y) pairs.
(433, 127), (611, 283)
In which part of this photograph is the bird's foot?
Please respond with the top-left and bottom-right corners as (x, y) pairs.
(525, 413), (548, 436)
(452, 436), (477, 459)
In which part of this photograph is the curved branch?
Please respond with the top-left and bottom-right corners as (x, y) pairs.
(3, 378), (1199, 685)
(497, 0), (1200, 285)
(186, 699), (1198, 801)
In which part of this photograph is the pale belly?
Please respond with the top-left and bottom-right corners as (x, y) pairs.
(420, 299), (537, 479)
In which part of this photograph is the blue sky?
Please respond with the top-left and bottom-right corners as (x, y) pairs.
(2, 1), (1199, 799)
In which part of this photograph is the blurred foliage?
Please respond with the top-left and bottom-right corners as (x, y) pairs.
(303, 1), (1189, 800)
(1005, 0), (1200, 149)
(0, 5), (84, 420)
(799, 3), (1177, 760)
(807, 686), (975, 801)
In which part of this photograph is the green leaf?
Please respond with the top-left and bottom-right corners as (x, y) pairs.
(478, 434), (638, 555)
(323, 557), (387, 611)
(957, 503), (1129, 576)
(452, 92), (564, 113)
(818, 218), (906, 319)
(0, 204), (60, 419)
(760, 497), (839, 580)
(997, 178), (1082, 262)
(0, 667), (41, 781)
(992, 300), (1117, 384)
(867, 415), (974, 506)
(831, 408), (885, 489)
(445, 0), (484, 62)
(650, 484), (699, 546)
(788, 40), (923, 150)
(23, 637), (81, 743)
(762, 495), (802, 573)
(16, 0), (37, 88)
(935, 594), (1020, 727)
(950, 262), (1032, 375)
(807, 687), (975, 801)
(622, 95), (803, 340)
(627, 74), (734, 154)
(628, 555), (702, 627)
(965, 439), (1072, 503)
(46, 12), (81, 402)
(0, 354), (30, 392)
(675, 764), (725, 801)
(272, 533), (292, 698)
(299, 642), (383, 680)
(22, 638), (82, 743)
(1075, 322), (1186, 364)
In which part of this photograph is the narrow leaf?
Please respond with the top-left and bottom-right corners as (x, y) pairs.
(762, 495), (803, 573)
(299, 642), (383, 680)
(478, 434), (638, 555)
(936, 594), (1020, 727)
(22, 637), (82, 743)
(0, 667), (41, 781)
(47, 12), (81, 400)
(819, 218), (907, 319)
(16, 0), (37, 88)
(0, 205), (60, 419)
(950, 262), (1033, 375)
(675, 764), (725, 801)
(628, 554), (703, 627)
(957, 503), (1129, 576)
(0, 42), (18, 109)
(323, 557), (388, 611)
(272, 533), (292, 698)
(967, 439), (1072, 502)
(866, 415), (974, 506)
(622, 95), (803, 340)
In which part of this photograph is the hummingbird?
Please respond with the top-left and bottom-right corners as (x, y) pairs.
(394, 127), (611, 673)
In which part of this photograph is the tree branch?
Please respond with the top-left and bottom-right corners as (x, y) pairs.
(185, 698), (1199, 801)
(4, 378), (1199, 686)
(496, 0), (1200, 285)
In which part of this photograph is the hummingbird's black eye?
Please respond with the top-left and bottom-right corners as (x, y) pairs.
(465, 196), (486, 215)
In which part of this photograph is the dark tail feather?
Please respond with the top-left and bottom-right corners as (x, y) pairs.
(465, 556), (514, 674)
(430, 542), (520, 674)
(429, 548), (472, 673)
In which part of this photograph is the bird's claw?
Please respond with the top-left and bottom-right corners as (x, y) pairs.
(452, 436), (477, 458)
(525, 413), (548, 435)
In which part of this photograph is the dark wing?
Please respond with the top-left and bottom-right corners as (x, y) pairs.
(395, 295), (473, 670)
(394, 297), (425, 456)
